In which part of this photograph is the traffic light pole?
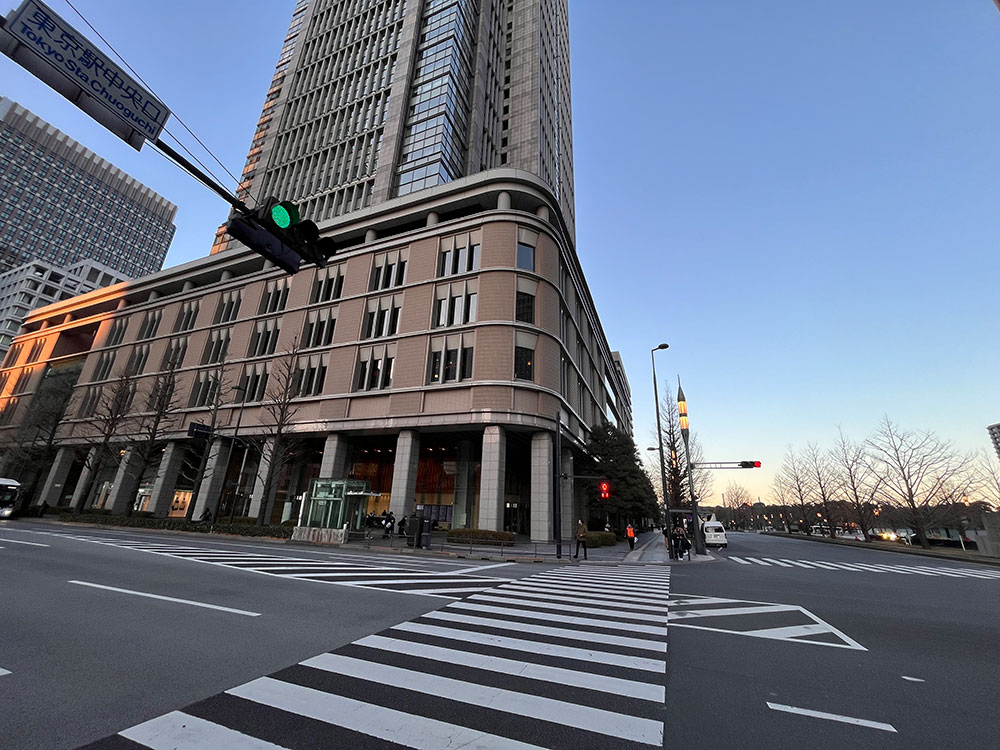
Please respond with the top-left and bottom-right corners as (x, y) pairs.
(153, 138), (249, 214)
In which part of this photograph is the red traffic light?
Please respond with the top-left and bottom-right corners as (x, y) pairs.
(738, 460), (762, 468)
(599, 480), (610, 499)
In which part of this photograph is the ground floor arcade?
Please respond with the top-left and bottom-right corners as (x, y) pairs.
(36, 425), (586, 543)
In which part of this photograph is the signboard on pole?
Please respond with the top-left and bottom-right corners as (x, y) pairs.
(0, 0), (170, 149)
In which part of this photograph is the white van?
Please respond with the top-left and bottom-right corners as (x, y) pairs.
(703, 521), (728, 548)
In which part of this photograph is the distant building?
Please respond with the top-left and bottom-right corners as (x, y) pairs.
(0, 258), (127, 356)
(0, 97), (177, 278)
(989, 423), (1000, 462)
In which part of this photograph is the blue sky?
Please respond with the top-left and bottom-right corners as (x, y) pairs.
(2, 1), (998, 502)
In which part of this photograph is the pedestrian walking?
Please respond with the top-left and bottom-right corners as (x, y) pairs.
(384, 511), (395, 538)
(662, 525), (673, 558)
(671, 525), (687, 560)
(398, 515), (407, 536)
(626, 523), (636, 551)
(574, 519), (588, 560)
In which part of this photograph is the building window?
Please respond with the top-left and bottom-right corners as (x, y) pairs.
(214, 291), (242, 323)
(362, 296), (401, 339)
(173, 300), (200, 332)
(355, 345), (395, 391)
(437, 237), (482, 278)
(248, 318), (280, 357)
(239, 362), (270, 402)
(125, 344), (150, 376)
(188, 371), (219, 408)
(311, 265), (345, 303)
(11, 368), (32, 394)
(3, 343), (21, 367)
(202, 329), (231, 365)
(259, 278), (290, 314)
(161, 336), (188, 370)
(303, 307), (336, 349)
(427, 334), (474, 384)
(295, 354), (328, 397)
(369, 249), (408, 291)
(0, 398), (17, 425)
(432, 282), (477, 328)
(136, 310), (162, 340)
(515, 291), (534, 324)
(78, 386), (101, 417)
(514, 346), (534, 381)
(26, 338), (45, 363)
(92, 351), (115, 381)
(516, 242), (534, 271)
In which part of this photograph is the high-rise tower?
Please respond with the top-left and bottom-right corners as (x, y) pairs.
(212, 0), (574, 254)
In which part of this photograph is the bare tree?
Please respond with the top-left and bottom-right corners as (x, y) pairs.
(973, 450), (1000, 511)
(779, 446), (814, 534)
(803, 442), (840, 538)
(253, 339), (307, 526)
(74, 371), (139, 512)
(122, 364), (183, 515)
(768, 476), (792, 532)
(723, 481), (753, 529)
(866, 416), (974, 549)
(830, 428), (881, 541)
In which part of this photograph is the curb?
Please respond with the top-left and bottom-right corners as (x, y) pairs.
(761, 531), (1000, 568)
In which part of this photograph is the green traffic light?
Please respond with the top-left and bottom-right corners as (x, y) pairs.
(271, 203), (292, 228)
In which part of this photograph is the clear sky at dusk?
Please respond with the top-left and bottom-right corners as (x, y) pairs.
(2, 1), (998, 503)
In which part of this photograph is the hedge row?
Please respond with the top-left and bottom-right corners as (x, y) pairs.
(584, 531), (617, 547)
(56, 512), (293, 539)
(447, 528), (517, 544)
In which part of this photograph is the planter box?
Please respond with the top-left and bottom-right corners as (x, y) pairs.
(292, 526), (346, 546)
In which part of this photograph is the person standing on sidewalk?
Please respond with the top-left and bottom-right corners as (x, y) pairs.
(671, 525), (687, 560)
(574, 519), (588, 560)
(626, 523), (636, 551)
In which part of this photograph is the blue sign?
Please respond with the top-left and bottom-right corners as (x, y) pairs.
(2, 0), (169, 143)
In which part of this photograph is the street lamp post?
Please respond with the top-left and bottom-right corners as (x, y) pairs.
(223, 385), (248, 524)
(650, 343), (671, 554)
(677, 378), (705, 555)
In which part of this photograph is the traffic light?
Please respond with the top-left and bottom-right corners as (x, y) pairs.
(599, 479), (610, 500)
(738, 460), (762, 469)
(226, 197), (335, 274)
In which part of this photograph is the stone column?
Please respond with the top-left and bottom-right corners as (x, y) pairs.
(107, 449), (143, 515)
(452, 439), (473, 529)
(248, 438), (276, 519)
(192, 440), (230, 521)
(146, 441), (186, 517)
(69, 448), (96, 510)
(37, 447), (76, 506)
(320, 433), (348, 478)
(389, 430), (419, 519)
(477, 426), (505, 532)
(560, 448), (575, 543)
(530, 431), (554, 543)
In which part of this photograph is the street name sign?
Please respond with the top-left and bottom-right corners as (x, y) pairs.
(0, 0), (170, 149)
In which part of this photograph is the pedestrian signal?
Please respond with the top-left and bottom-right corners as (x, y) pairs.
(599, 480), (610, 500)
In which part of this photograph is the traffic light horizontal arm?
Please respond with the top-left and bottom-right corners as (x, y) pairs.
(154, 138), (250, 214)
(690, 461), (762, 469)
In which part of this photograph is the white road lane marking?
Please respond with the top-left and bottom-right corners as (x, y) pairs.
(765, 702), (897, 732)
(780, 559), (819, 568)
(729, 556), (752, 564)
(0, 667), (11, 677)
(468, 593), (667, 622)
(121, 711), (289, 749)
(901, 676), (925, 682)
(229, 677), (548, 750)
(447, 601), (668, 635)
(743, 557), (771, 566)
(68, 581), (261, 616)
(301, 654), (664, 745)
(0, 537), (49, 546)
(760, 558), (793, 567)
(391, 621), (666, 672)
(355, 634), (665, 701)
(448, 561), (516, 575)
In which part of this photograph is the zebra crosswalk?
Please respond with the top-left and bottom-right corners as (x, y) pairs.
(725, 555), (1000, 579)
(84, 564), (671, 750)
(38, 532), (513, 598)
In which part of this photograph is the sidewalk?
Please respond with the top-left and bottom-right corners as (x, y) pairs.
(623, 532), (715, 565)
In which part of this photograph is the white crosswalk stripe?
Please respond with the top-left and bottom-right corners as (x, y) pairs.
(90, 564), (670, 749)
(38, 532), (510, 598)
(723, 554), (998, 579)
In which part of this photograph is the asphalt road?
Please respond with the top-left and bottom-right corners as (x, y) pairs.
(0, 520), (547, 749)
(665, 531), (1000, 749)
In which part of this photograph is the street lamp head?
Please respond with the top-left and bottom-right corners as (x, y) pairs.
(655, 343), (669, 351)
(677, 378), (689, 434)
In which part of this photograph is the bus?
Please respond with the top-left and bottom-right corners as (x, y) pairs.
(0, 478), (20, 518)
